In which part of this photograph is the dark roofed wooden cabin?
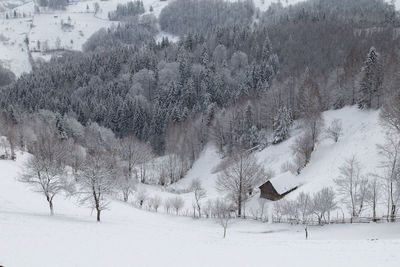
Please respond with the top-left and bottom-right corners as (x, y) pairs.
(259, 172), (299, 201)
(259, 181), (297, 201)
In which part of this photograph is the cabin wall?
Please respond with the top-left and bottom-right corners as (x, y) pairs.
(259, 182), (299, 201)
(259, 182), (282, 201)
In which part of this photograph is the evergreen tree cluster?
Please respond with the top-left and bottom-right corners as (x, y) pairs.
(358, 47), (384, 109)
(1, 0), (399, 157)
(108, 1), (145, 21)
(263, 0), (398, 77)
(0, 64), (15, 88)
(264, 0), (397, 27)
(273, 106), (293, 144)
(159, 0), (255, 35)
(83, 15), (158, 52)
(38, 0), (69, 10)
(1, 18), (280, 154)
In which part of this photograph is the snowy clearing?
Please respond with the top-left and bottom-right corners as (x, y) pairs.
(0, 0), (170, 76)
(1, 153), (400, 267)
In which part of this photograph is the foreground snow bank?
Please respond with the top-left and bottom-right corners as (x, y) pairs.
(1, 204), (400, 267)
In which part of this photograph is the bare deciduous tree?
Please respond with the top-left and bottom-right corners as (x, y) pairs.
(77, 150), (116, 222)
(311, 187), (337, 224)
(67, 141), (86, 179)
(377, 135), (400, 221)
(297, 192), (312, 224)
(273, 200), (283, 222)
(281, 199), (299, 222)
(291, 133), (314, 173)
(258, 198), (268, 221)
(20, 127), (68, 215)
(149, 196), (162, 212)
(216, 148), (264, 217)
(325, 119), (343, 143)
(297, 70), (324, 149)
(164, 198), (172, 213)
(135, 189), (148, 208)
(334, 156), (368, 221)
(116, 164), (136, 202)
(170, 196), (184, 215)
(191, 178), (206, 218)
(118, 135), (153, 185)
(381, 90), (400, 134)
(365, 174), (381, 221)
(213, 198), (233, 238)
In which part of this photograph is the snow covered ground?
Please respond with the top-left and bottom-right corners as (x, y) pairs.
(253, 107), (393, 218)
(0, 0), (170, 76)
(1, 150), (400, 267)
(155, 106), (389, 219)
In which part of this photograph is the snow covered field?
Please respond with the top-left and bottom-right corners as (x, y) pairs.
(0, 0), (169, 76)
(1, 153), (400, 267)
(1, 106), (400, 267)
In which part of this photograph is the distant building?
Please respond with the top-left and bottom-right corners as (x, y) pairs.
(259, 172), (299, 201)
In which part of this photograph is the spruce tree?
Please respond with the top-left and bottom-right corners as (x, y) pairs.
(358, 47), (383, 109)
(273, 106), (293, 144)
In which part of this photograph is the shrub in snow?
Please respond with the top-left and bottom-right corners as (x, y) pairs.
(170, 196), (184, 215)
(212, 198), (233, 238)
(325, 119), (343, 143)
(149, 196), (162, 212)
(135, 189), (148, 208)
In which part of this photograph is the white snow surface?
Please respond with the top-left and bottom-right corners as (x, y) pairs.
(1, 151), (400, 266)
(268, 171), (299, 194)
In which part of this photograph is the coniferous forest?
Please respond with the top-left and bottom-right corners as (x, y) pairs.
(0, 0), (399, 184)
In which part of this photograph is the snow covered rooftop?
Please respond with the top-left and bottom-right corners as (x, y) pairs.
(268, 172), (299, 195)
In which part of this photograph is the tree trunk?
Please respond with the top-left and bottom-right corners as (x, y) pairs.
(237, 198), (242, 217)
(372, 199), (377, 222)
(305, 226), (308, 239)
(223, 226), (227, 238)
(46, 195), (54, 216)
(10, 141), (16, 160)
(49, 200), (54, 216)
(97, 209), (101, 222)
(391, 204), (396, 222)
(237, 154), (244, 218)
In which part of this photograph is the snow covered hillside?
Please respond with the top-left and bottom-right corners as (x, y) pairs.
(1, 132), (400, 267)
(0, 0), (31, 12)
(145, 106), (388, 219)
(0, 0), (170, 76)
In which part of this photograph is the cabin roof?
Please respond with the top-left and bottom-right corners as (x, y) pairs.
(260, 172), (299, 195)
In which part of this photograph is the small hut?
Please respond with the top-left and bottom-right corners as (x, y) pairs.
(259, 172), (299, 201)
